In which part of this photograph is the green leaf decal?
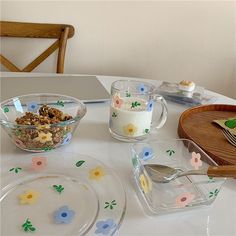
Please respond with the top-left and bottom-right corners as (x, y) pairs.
(131, 101), (141, 108)
(22, 219), (36, 232)
(76, 160), (85, 167)
(53, 185), (64, 194)
(126, 91), (131, 97)
(209, 189), (219, 198)
(42, 146), (54, 151)
(112, 112), (117, 118)
(56, 100), (65, 107)
(3, 106), (9, 113)
(9, 167), (22, 173)
(166, 149), (175, 156)
(144, 129), (149, 134)
(104, 200), (117, 209)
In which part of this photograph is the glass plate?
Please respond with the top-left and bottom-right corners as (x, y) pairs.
(0, 152), (126, 236)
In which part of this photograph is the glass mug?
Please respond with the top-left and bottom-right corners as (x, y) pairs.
(109, 80), (168, 142)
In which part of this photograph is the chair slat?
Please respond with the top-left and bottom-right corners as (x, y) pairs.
(57, 27), (70, 73)
(0, 54), (21, 72)
(0, 21), (74, 39)
(22, 40), (59, 72)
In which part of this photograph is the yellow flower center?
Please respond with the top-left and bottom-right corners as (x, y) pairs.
(42, 136), (47, 140)
(27, 194), (33, 199)
(94, 171), (100, 176)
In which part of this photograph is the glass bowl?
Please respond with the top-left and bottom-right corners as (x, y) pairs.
(131, 138), (225, 215)
(0, 93), (86, 152)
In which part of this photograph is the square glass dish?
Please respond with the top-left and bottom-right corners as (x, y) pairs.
(131, 139), (225, 215)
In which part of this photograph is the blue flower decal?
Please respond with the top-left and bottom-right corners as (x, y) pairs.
(27, 102), (39, 113)
(140, 147), (154, 161)
(147, 100), (154, 112)
(62, 133), (72, 145)
(138, 84), (146, 93)
(53, 205), (75, 224)
(95, 219), (116, 235)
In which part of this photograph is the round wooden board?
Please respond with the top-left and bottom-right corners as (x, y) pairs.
(178, 104), (236, 165)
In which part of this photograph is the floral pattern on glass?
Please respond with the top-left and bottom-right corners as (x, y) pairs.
(19, 190), (40, 205)
(34, 132), (52, 143)
(175, 192), (195, 207)
(95, 219), (116, 235)
(62, 133), (72, 145)
(53, 205), (75, 224)
(36, 124), (50, 131)
(27, 102), (39, 113)
(190, 152), (202, 170)
(113, 94), (123, 108)
(139, 173), (152, 194)
(140, 147), (154, 161)
(137, 84), (146, 93)
(31, 157), (47, 171)
(89, 166), (105, 181)
(147, 100), (154, 112)
(123, 123), (137, 136)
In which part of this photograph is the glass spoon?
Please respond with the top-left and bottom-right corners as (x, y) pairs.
(144, 164), (236, 183)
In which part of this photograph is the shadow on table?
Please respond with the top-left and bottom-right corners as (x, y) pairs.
(77, 122), (122, 143)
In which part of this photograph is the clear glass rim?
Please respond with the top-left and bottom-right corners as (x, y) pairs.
(111, 80), (156, 95)
(0, 93), (87, 128)
(131, 138), (219, 167)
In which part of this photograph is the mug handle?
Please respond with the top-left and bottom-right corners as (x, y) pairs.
(151, 94), (168, 129)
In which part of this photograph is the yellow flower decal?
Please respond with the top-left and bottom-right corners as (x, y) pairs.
(123, 123), (137, 136)
(36, 124), (50, 130)
(34, 132), (52, 143)
(89, 166), (105, 181)
(139, 174), (152, 194)
(19, 190), (40, 205)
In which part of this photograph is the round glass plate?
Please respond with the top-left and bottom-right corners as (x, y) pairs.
(1, 152), (126, 236)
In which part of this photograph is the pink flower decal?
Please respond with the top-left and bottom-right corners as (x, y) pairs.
(113, 95), (123, 108)
(176, 192), (195, 207)
(31, 157), (47, 171)
(190, 152), (202, 170)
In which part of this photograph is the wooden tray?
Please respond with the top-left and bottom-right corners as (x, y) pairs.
(178, 104), (236, 165)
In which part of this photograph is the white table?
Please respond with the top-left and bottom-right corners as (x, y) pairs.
(1, 72), (236, 236)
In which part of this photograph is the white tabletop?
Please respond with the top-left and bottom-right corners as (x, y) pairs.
(1, 72), (236, 236)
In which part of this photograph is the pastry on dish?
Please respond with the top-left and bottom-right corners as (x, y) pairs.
(178, 80), (195, 92)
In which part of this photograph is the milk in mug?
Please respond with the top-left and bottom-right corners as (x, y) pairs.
(109, 97), (153, 137)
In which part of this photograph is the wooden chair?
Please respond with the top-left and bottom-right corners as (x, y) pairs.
(0, 21), (75, 73)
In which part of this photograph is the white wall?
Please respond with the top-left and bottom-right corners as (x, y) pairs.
(1, 1), (236, 98)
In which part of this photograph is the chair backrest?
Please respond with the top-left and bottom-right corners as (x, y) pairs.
(0, 21), (75, 73)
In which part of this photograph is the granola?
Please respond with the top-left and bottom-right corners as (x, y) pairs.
(13, 105), (74, 151)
